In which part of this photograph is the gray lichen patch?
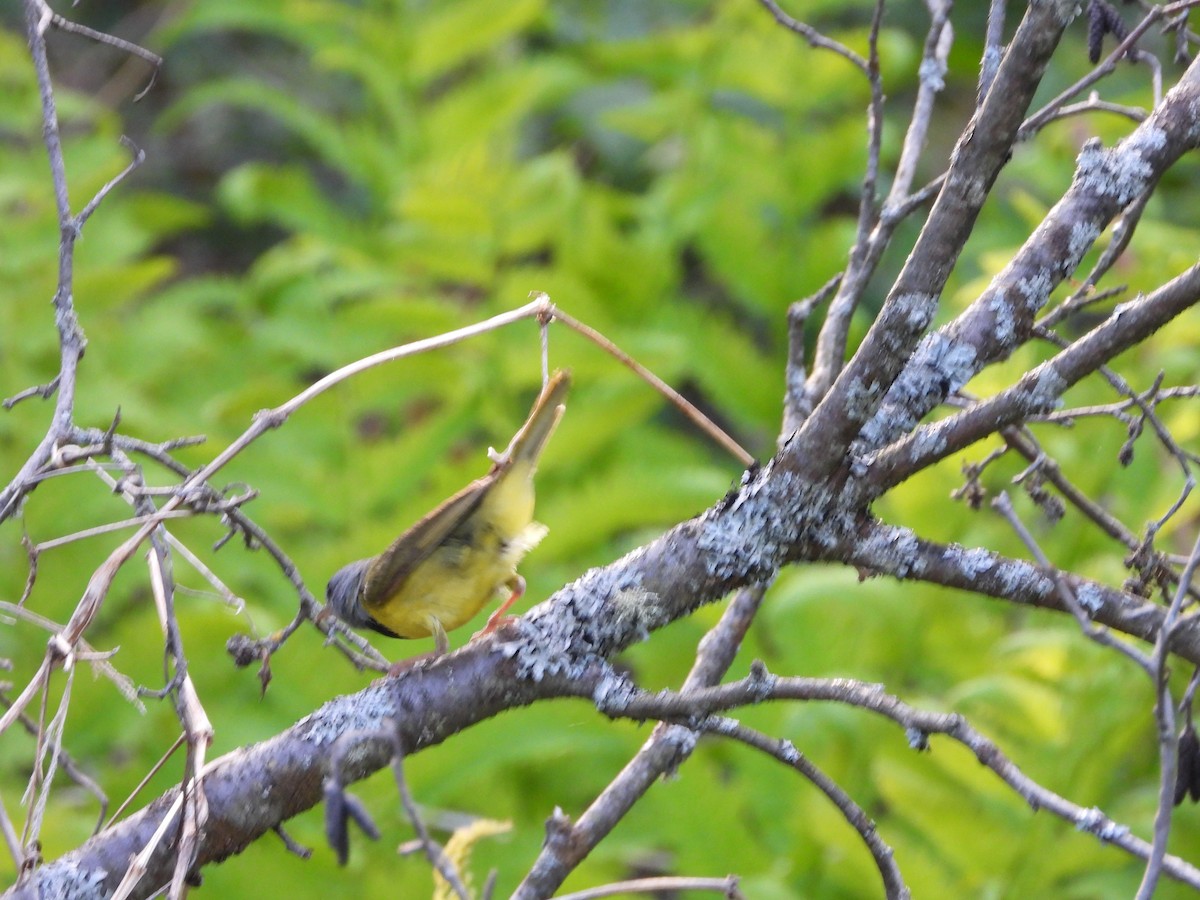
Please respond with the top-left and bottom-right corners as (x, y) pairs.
(297, 682), (398, 749)
(1074, 135), (1161, 207)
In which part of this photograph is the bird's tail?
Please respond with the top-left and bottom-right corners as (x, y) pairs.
(500, 369), (570, 468)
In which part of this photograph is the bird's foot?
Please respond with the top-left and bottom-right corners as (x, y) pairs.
(472, 614), (519, 642)
(471, 575), (526, 641)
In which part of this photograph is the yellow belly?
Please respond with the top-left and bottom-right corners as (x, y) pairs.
(370, 462), (546, 638)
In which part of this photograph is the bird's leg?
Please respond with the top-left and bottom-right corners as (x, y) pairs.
(474, 575), (525, 639)
(388, 617), (448, 674)
(428, 615), (450, 656)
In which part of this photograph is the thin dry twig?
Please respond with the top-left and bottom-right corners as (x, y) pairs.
(3, 376), (60, 411)
(145, 548), (211, 900)
(978, 0), (1006, 100)
(109, 757), (219, 900)
(705, 714), (909, 899)
(0, 791), (25, 874)
(1019, 4), (1176, 138)
(35, 4), (162, 100)
(537, 297), (753, 466)
(323, 726), (470, 898)
(33, 510), (195, 552)
(755, 0), (870, 73)
(1137, 527), (1200, 898)
(556, 875), (744, 900)
(992, 491), (1154, 672)
(22, 665), (75, 852)
(389, 741), (470, 900)
(104, 733), (187, 831)
(806, 1), (953, 409)
(0, 692), (107, 836)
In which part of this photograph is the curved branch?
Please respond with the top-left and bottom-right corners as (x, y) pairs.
(596, 674), (1200, 890)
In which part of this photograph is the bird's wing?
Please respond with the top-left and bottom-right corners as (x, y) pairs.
(360, 473), (496, 612)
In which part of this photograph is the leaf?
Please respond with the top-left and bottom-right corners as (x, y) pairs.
(412, 0), (546, 81)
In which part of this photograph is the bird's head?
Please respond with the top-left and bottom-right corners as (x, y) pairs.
(325, 559), (372, 629)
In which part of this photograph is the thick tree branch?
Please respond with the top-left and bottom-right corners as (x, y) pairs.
(857, 49), (1200, 453)
(5, 647), (566, 900)
(828, 521), (1200, 662)
(863, 261), (1200, 490)
(790, 0), (1077, 475)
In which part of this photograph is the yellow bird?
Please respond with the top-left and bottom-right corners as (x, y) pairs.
(325, 370), (569, 654)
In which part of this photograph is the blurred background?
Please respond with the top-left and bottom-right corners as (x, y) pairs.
(3, 1), (1200, 896)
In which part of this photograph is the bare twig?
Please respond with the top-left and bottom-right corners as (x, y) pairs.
(807, 1), (953, 408)
(145, 548), (211, 900)
(3, 376), (61, 410)
(324, 725), (469, 897)
(595, 672), (1200, 890)
(706, 714), (908, 899)
(0, 792), (25, 874)
(33, 510), (195, 552)
(755, 0), (870, 74)
(514, 587), (767, 899)
(0, 692), (107, 836)
(556, 875), (743, 900)
(1020, 5), (1172, 139)
(271, 824), (311, 859)
(991, 491), (1153, 672)
(104, 733), (187, 831)
(781, 272), (841, 435)
(793, 0), (1075, 478)
(37, 5), (162, 100)
(539, 297), (754, 466)
(1136, 527), (1200, 898)
(389, 742), (470, 900)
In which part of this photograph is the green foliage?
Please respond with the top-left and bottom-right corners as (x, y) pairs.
(4, 1), (1200, 897)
